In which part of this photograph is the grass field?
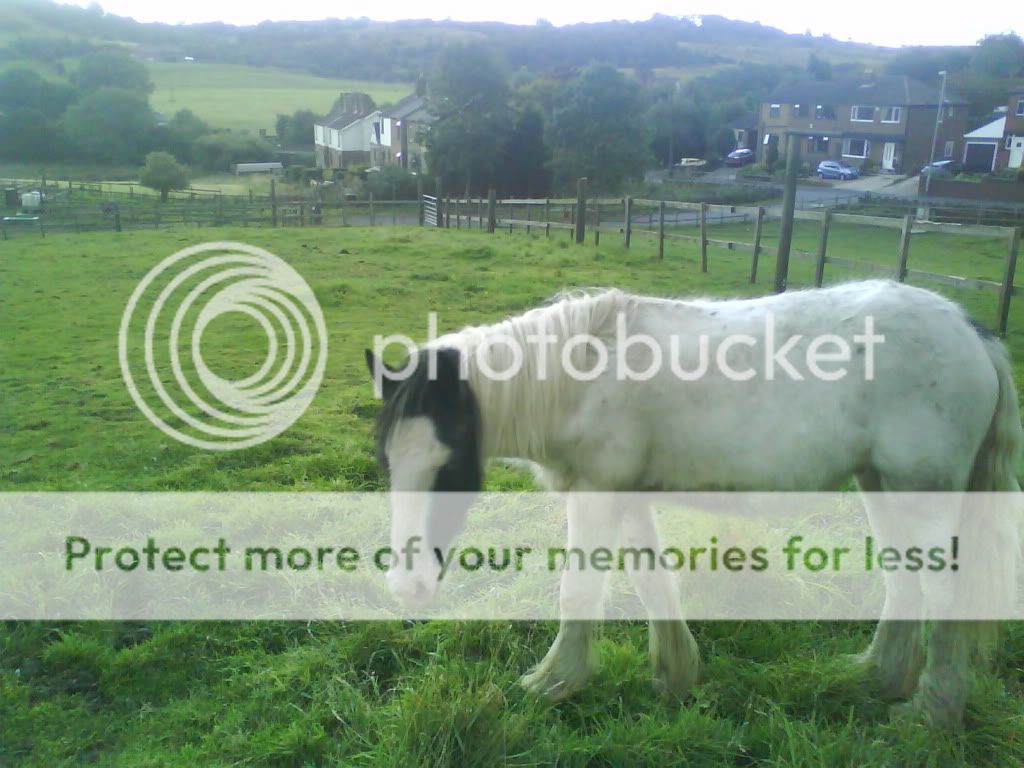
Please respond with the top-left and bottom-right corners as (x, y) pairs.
(147, 61), (410, 133)
(3, 224), (1024, 765)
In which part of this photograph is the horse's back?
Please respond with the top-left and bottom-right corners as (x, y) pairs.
(563, 281), (999, 491)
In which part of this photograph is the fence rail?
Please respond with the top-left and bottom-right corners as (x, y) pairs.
(422, 186), (1022, 336)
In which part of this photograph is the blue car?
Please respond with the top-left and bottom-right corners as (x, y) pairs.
(816, 160), (859, 180)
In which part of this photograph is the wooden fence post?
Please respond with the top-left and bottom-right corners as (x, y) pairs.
(814, 210), (831, 287)
(545, 199), (550, 237)
(775, 133), (800, 292)
(750, 206), (765, 283)
(699, 202), (708, 272)
(487, 188), (496, 233)
(998, 227), (1020, 337)
(658, 201), (666, 261)
(624, 197), (632, 247)
(526, 203), (531, 235)
(594, 201), (601, 246)
(435, 179), (443, 229)
(270, 178), (278, 227)
(575, 178), (587, 244)
(417, 177), (424, 226)
(896, 214), (914, 282)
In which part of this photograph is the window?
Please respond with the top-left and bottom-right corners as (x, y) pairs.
(881, 106), (901, 123)
(1008, 135), (1016, 150)
(944, 140), (954, 158)
(843, 138), (869, 158)
(794, 103), (808, 118)
(1017, 99), (1024, 117)
(851, 105), (876, 122)
(812, 136), (830, 153)
(769, 104), (781, 118)
(815, 104), (836, 120)
(947, 106), (954, 118)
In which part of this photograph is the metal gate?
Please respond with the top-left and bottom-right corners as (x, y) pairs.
(422, 194), (438, 226)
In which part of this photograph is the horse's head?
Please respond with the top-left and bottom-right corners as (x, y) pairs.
(365, 346), (482, 607)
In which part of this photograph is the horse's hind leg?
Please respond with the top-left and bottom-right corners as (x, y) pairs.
(521, 491), (617, 700)
(852, 469), (925, 700)
(621, 499), (700, 700)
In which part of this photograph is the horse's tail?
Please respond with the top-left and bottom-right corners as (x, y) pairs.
(960, 334), (1022, 653)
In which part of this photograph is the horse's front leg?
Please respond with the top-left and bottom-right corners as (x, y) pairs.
(521, 491), (618, 700)
(621, 498), (700, 699)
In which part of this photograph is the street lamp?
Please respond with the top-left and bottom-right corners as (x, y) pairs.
(925, 70), (948, 196)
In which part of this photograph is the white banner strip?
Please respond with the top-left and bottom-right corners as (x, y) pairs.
(0, 492), (1019, 620)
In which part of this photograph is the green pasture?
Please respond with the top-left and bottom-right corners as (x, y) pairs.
(147, 62), (410, 133)
(2, 224), (1024, 765)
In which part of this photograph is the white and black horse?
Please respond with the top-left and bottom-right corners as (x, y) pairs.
(366, 280), (1021, 727)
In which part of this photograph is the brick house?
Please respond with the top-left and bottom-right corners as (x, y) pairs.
(385, 78), (436, 174)
(961, 87), (1024, 173)
(1002, 87), (1024, 171)
(758, 75), (967, 174)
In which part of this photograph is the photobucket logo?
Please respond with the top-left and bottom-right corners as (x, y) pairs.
(119, 242), (327, 450)
(373, 312), (884, 390)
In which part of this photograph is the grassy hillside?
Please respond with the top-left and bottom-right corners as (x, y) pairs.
(2, 224), (1024, 765)
(147, 61), (409, 132)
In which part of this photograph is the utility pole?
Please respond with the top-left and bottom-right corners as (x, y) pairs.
(925, 70), (948, 198)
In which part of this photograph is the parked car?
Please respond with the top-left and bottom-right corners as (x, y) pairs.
(816, 160), (859, 180)
(724, 148), (756, 167)
(673, 158), (707, 169)
(920, 159), (963, 177)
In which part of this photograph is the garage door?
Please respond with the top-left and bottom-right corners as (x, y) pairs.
(964, 142), (996, 172)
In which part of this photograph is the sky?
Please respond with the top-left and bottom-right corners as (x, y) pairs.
(60, 0), (1022, 49)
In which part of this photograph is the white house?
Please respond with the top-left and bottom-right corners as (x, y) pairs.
(313, 93), (392, 173)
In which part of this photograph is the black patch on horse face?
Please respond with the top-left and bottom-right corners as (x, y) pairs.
(368, 347), (483, 557)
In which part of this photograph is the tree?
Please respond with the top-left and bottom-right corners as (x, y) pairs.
(71, 50), (153, 95)
(0, 68), (75, 118)
(61, 87), (156, 164)
(807, 53), (832, 81)
(971, 34), (1024, 79)
(426, 42), (513, 195)
(549, 65), (653, 193)
(275, 109), (317, 146)
(140, 151), (189, 202)
(0, 108), (61, 162)
(496, 108), (549, 197)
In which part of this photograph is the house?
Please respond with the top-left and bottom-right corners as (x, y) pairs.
(1002, 87), (1024, 171)
(313, 93), (393, 174)
(727, 113), (759, 151)
(385, 78), (436, 173)
(758, 75), (968, 174)
(961, 88), (1024, 173)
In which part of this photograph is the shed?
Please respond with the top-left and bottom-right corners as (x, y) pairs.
(234, 162), (284, 176)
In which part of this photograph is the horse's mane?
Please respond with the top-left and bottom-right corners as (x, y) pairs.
(428, 288), (634, 460)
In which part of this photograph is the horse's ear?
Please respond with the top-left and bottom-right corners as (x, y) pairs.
(365, 348), (399, 400)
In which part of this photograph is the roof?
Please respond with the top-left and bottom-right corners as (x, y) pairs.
(386, 92), (436, 123)
(765, 75), (967, 107)
(964, 116), (1006, 140)
(320, 110), (372, 130)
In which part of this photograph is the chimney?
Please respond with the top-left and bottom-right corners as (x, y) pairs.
(339, 92), (376, 116)
(416, 75), (427, 99)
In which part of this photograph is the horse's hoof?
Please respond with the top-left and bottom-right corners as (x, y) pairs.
(652, 656), (700, 702)
(519, 662), (590, 701)
(889, 695), (965, 731)
(844, 651), (922, 701)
